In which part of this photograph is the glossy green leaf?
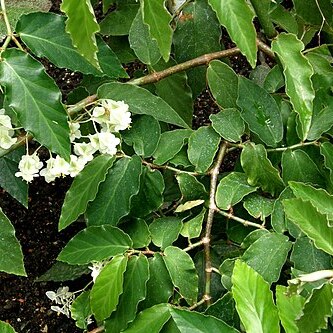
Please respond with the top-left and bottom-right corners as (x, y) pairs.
(188, 126), (220, 173)
(271, 33), (315, 140)
(176, 173), (207, 201)
(164, 246), (198, 305)
(208, 0), (257, 67)
(243, 194), (275, 221)
(173, 0), (222, 97)
(241, 143), (285, 196)
(210, 109), (245, 143)
(269, 3), (298, 34)
(105, 255), (149, 332)
(320, 142), (333, 184)
(276, 285), (305, 333)
(149, 217), (183, 250)
(219, 258), (237, 291)
(283, 198), (333, 256)
(170, 307), (239, 333)
(216, 172), (257, 210)
(122, 115), (161, 158)
(57, 225), (132, 264)
(232, 260), (280, 333)
(0, 321), (17, 333)
(141, 0), (173, 61)
(91, 255), (128, 321)
(86, 156), (142, 226)
(153, 129), (192, 165)
(263, 65), (285, 93)
(122, 303), (171, 333)
(241, 229), (270, 250)
(175, 200), (204, 213)
(307, 108), (333, 141)
(71, 290), (92, 330)
(181, 208), (206, 239)
(0, 49), (70, 159)
(281, 149), (324, 186)
(237, 77), (283, 147)
(121, 219), (151, 249)
(17, 12), (127, 78)
(59, 155), (115, 230)
(128, 9), (161, 65)
(207, 60), (238, 109)
(61, 0), (100, 69)
(242, 233), (292, 284)
(98, 83), (190, 128)
(0, 208), (26, 276)
(169, 147), (192, 168)
(297, 283), (333, 333)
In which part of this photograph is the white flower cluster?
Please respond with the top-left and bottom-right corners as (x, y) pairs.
(46, 286), (75, 318)
(88, 259), (110, 282)
(0, 109), (16, 149)
(15, 99), (131, 183)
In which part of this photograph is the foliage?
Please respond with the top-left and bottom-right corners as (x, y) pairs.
(1, 0), (333, 332)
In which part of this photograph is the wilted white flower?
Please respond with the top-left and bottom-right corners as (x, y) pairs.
(46, 286), (75, 318)
(89, 131), (120, 155)
(69, 122), (81, 142)
(88, 260), (109, 282)
(73, 142), (97, 162)
(15, 152), (43, 182)
(68, 154), (87, 177)
(0, 127), (16, 149)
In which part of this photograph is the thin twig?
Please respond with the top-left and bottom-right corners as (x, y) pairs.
(188, 295), (209, 311)
(256, 38), (275, 59)
(266, 140), (319, 152)
(88, 326), (105, 333)
(216, 209), (265, 229)
(142, 160), (200, 176)
(183, 239), (206, 252)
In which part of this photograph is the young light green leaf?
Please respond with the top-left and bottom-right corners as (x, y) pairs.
(283, 198), (333, 256)
(271, 33), (315, 140)
(163, 246), (198, 305)
(0, 208), (26, 276)
(0, 321), (17, 333)
(216, 172), (257, 210)
(210, 109), (245, 143)
(175, 200), (204, 213)
(71, 290), (92, 330)
(57, 225), (132, 265)
(61, 0), (100, 69)
(243, 194), (275, 221)
(105, 255), (149, 332)
(242, 233), (292, 284)
(59, 155), (115, 231)
(0, 49), (71, 159)
(141, 0), (173, 61)
(237, 77), (283, 147)
(232, 260), (280, 333)
(208, 0), (257, 67)
(90, 255), (128, 321)
(188, 126), (220, 173)
(98, 83), (190, 128)
(176, 173), (207, 201)
(241, 143), (285, 196)
(320, 142), (333, 184)
(86, 156), (142, 226)
(181, 208), (206, 239)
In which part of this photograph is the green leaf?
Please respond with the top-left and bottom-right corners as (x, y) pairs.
(141, 0), (173, 61)
(163, 246), (198, 305)
(181, 208), (206, 239)
(188, 126), (220, 173)
(207, 60), (239, 109)
(281, 149), (324, 186)
(86, 156), (142, 226)
(122, 115), (161, 158)
(276, 285), (305, 333)
(0, 208), (26, 276)
(153, 129), (192, 165)
(237, 77), (283, 147)
(122, 303), (171, 333)
(176, 173), (207, 201)
(269, 3), (298, 34)
(98, 83), (190, 128)
(105, 255), (149, 332)
(61, 0), (100, 69)
(57, 225), (132, 264)
(232, 260), (280, 333)
(0, 49), (71, 159)
(71, 290), (92, 330)
(271, 33), (315, 140)
(170, 307), (239, 333)
(149, 217), (183, 250)
(241, 143), (285, 196)
(208, 0), (257, 67)
(297, 283), (333, 333)
(241, 232), (292, 284)
(0, 321), (17, 333)
(173, 0), (222, 97)
(307, 108), (333, 141)
(59, 155), (115, 230)
(210, 109), (245, 143)
(283, 198), (333, 256)
(243, 194), (275, 221)
(216, 172), (257, 210)
(320, 142), (333, 184)
(175, 200), (204, 213)
(121, 218), (151, 249)
(17, 12), (127, 78)
(263, 65), (285, 93)
(219, 258), (237, 291)
(91, 255), (128, 321)
(128, 9), (161, 65)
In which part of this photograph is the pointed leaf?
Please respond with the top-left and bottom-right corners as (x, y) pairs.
(71, 290), (92, 330)
(90, 255), (128, 321)
(271, 33), (315, 140)
(98, 83), (190, 128)
(181, 208), (206, 239)
(86, 156), (142, 226)
(0, 49), (70, 159)
(176, 173), (207, 201)
(232, 260), (280, 333)
(59, 155), (115, 230)
(58, 225), (132, 264)
(121, 218), (151, 249)
(243, 194), (275, 221)
(283, 198), (333, 256)
(208, 0), (257, 67)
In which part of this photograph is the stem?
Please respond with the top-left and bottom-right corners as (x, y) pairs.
(266, 140), (319, 152)
(217, 209), (266, 229)
(67, 94), (98, 116)
(88, 327), (105, 333)
(188, 296), (209, 311)
(142, 160), (200, 176)
(256, 38), (275, 59)
(0, 0), (12, 36)
(183, 239), (206, 252)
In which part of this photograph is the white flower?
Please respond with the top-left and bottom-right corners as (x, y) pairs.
(88, 260), (109, 282)
(46, 286), (75, 318)
(0, 109), (13, 129)
(68, 154), (87, 177)
(0, 127), (16, 149)
(73, 142), (97, 162)
(15, 152), (43, 183)
(40, 157), (57, 183)
(69, 122), (81, 142)
(51, 155), (70, 176)
(89, 131), (120, 155)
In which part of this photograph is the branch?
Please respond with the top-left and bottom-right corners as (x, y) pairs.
(216, 209), (266, 229)
(88, 326), (105, 333)
(142, 160), (200, 176)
